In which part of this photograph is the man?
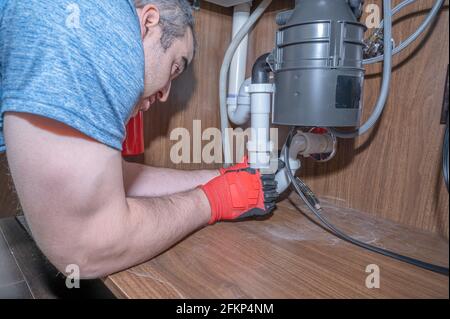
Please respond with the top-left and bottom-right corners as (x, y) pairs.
(0, 0), (276, 278)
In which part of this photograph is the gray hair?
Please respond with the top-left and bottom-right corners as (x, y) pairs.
(134, 0), (196, 52)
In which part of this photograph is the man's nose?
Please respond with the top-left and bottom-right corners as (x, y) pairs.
(158, 82), (172, 102)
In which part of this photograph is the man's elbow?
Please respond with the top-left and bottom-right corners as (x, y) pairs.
(45, 242), (107, 279)
(40, 228), (125, 280)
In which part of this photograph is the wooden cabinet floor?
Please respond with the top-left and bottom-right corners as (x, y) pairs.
(104, 196), (449, 299)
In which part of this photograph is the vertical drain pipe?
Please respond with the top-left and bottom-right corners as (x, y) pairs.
(248, 53), (274, 170)
(227, 3), (251, 117)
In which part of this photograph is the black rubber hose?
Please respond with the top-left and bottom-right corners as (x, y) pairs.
(443, 122), (449, 192)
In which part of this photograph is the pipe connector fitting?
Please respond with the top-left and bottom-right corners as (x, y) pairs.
(246, 83), (275, 95)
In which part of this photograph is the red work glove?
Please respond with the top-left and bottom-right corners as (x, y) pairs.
(200, 158), (278, 224)
(219, 156), (250, 175)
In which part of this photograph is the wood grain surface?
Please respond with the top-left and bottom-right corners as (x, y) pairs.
(105, 197), (449, 299)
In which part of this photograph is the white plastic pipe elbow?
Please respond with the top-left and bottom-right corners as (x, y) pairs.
(275, 132), (335, 194)
(227, 78), (251, 126)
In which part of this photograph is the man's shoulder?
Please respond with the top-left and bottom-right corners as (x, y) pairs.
(1, 0), (144, 80)
(0, 0), (144, 152)
(1, 0), (140, 36)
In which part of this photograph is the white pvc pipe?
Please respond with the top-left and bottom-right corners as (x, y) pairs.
(248, 83), (273, 169)
(276, 155), (301, 194)
(228, 78), (251, 125)
(275, 132), (335, 193)
(228, 3), (251, 98)
(276, 135), (306, 194)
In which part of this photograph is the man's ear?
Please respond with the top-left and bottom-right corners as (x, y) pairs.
(139, 5), (161, 39)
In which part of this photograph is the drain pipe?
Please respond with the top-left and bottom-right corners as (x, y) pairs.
(275, 132), (335, 194)
(247, 53), (274, 170)
(227, 3), (252, 126)
(228, 78), (251, 126)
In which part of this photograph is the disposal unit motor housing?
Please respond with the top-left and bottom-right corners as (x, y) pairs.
(272, 0), (367, 127)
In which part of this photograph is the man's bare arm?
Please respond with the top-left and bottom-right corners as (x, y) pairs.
(122, 160), (219, 198)
(4, 113), (211, 279)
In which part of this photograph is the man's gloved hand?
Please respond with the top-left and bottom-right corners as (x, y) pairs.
(200, 158), (278, 224)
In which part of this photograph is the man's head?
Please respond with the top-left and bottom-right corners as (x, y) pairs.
(133, 0), (195, 115)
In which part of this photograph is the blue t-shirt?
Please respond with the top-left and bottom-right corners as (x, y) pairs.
(0, 0), (144, 152)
